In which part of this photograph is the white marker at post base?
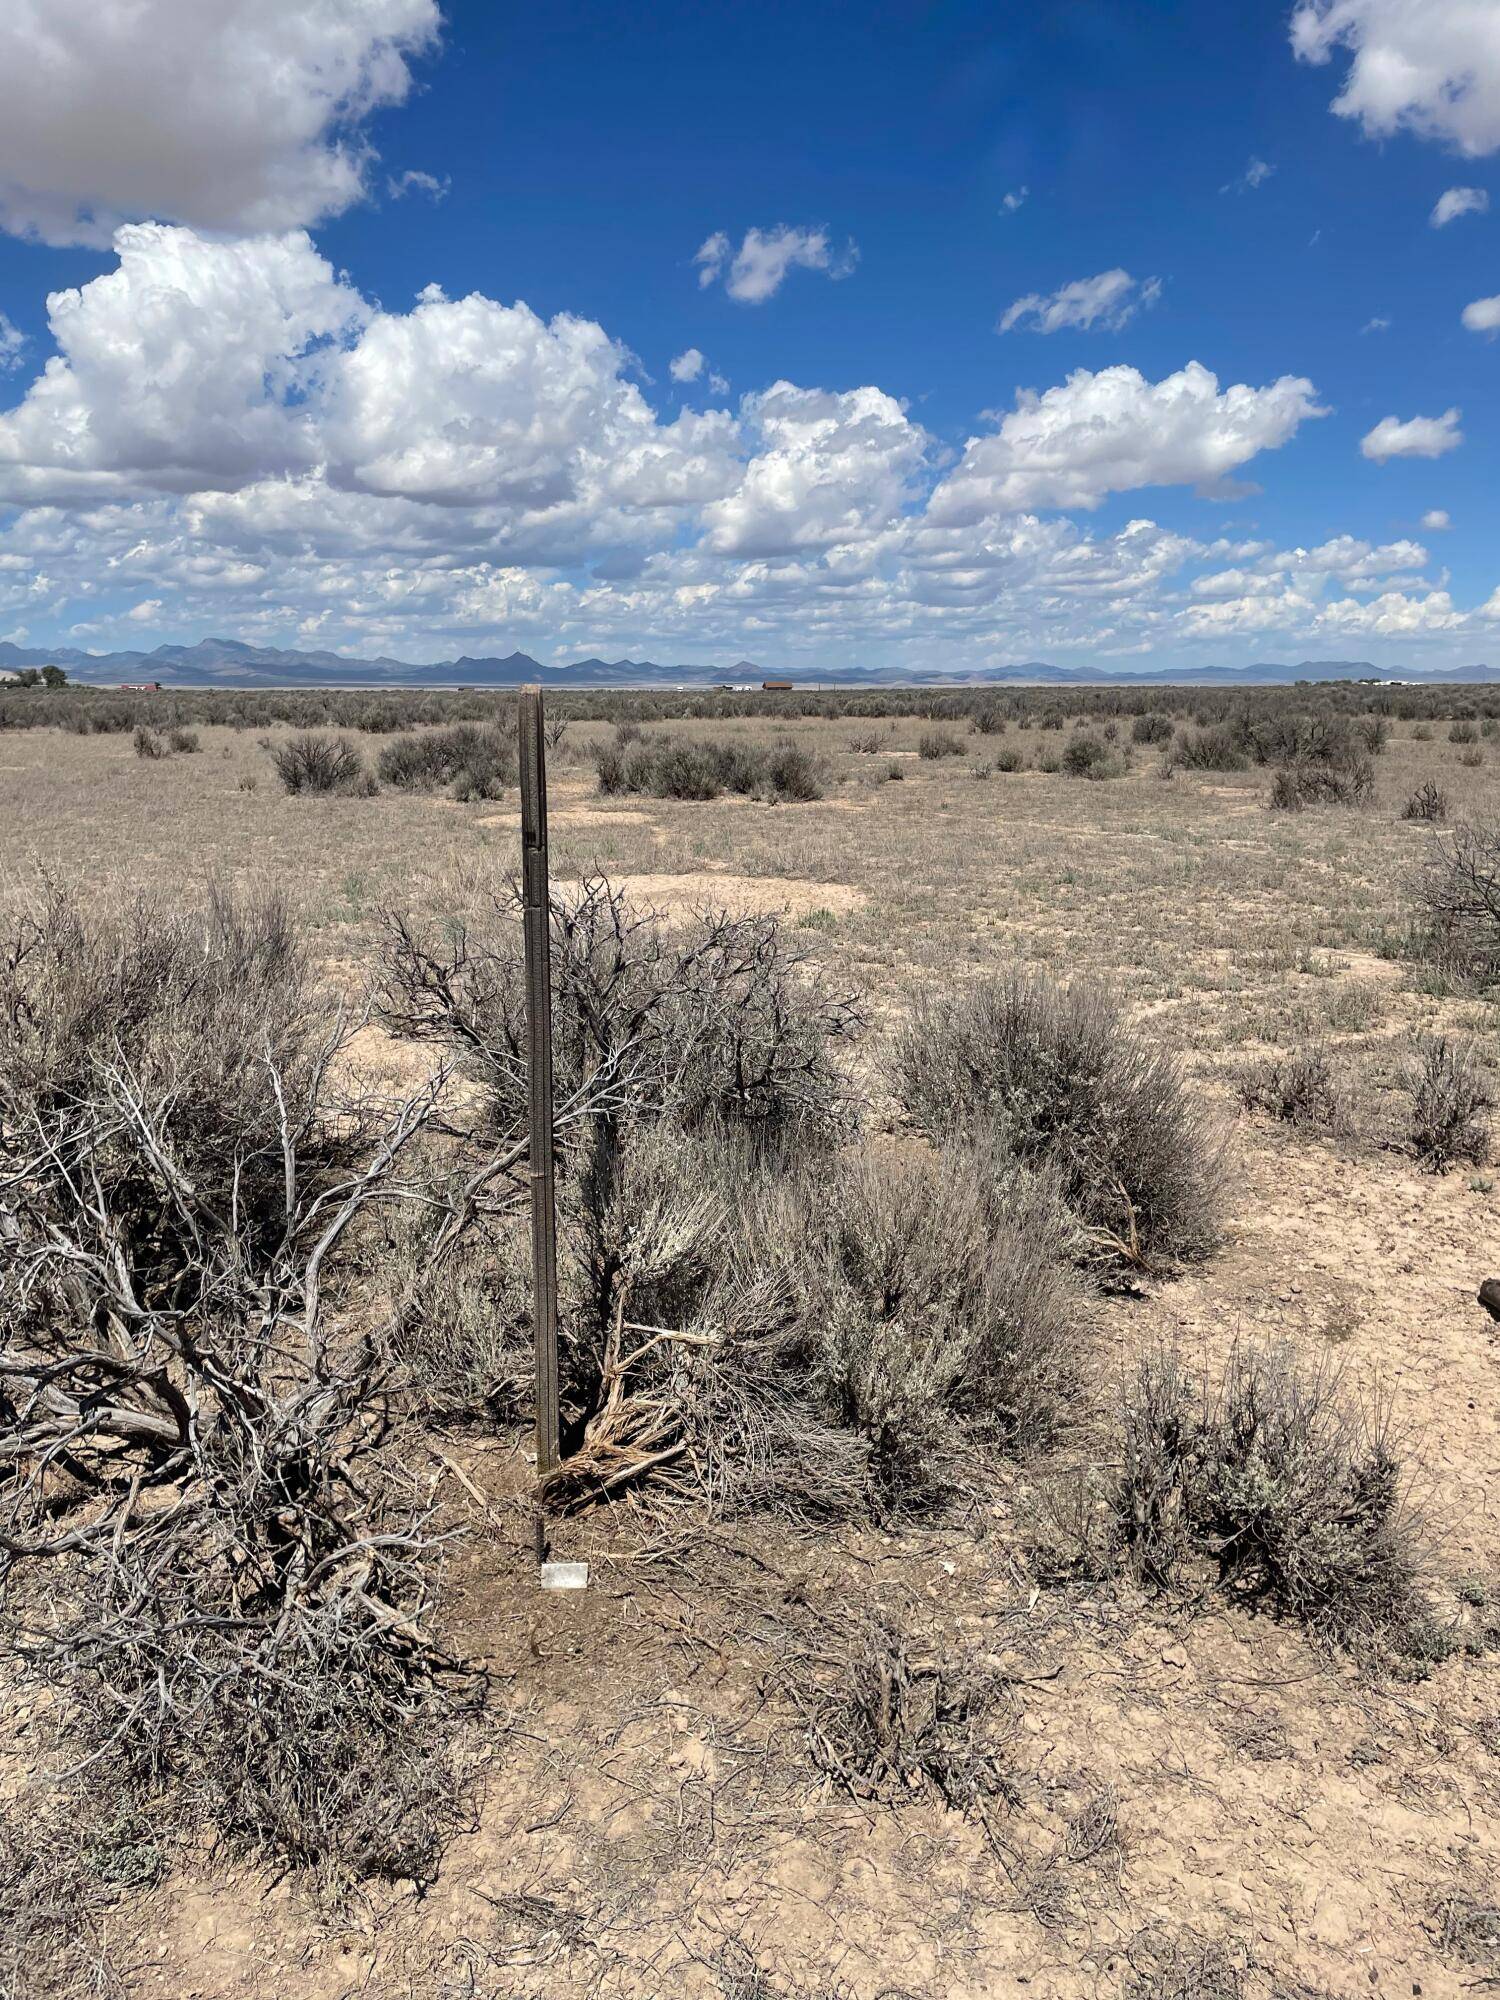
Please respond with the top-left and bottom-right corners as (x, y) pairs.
(539, 1560), (589, 1591)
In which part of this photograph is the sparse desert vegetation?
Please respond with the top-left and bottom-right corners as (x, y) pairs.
(4, 681), (1500, 2000)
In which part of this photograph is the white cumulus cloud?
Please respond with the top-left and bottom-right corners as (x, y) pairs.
(0, 220), (1489, 673)
(1001, 187), (1028, 212)
(1000, 269), (1161, 335)
(319, 287), (740, 518)
(669, 348), (705, 383)
(0, 224), (366, 502)
(1423, 508), (1452, 529)
(1462, 293), (1500, 332)
(700, 383), (926, 558)
(1320, 588), (1467, 634)
(1292, 0), (1500, 156)
(0, 0), (441, 245)
(694, 225), (857, 304)
(1360, 409), (1464, 460)
(0, 225), (743, 543)
(1432, 185), (1490, 225)
(928, 363), (1324, 516)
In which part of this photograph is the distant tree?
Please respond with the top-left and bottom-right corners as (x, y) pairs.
(13, 667), (40, 687)
(40, 664), (67, 688)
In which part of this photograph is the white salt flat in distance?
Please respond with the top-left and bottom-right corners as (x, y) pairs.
(539, 1560), (589, 1590)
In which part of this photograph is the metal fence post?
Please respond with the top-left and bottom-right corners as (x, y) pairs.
(518, 686), (560, 1551)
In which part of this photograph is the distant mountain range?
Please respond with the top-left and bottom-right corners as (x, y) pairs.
(2, 636), (1497, 690)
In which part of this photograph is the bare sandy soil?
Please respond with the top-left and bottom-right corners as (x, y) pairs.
(4, 710), (1500, 1999)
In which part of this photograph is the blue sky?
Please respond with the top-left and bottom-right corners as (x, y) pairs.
(0, 0), (1495, 673)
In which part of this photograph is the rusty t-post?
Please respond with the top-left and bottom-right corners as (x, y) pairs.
(518, 687), (560, 1557)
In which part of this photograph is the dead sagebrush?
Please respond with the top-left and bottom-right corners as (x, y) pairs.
(194, 1607), (479, 1885)
(379, 878), (862, 1150)
(1412, 821), (1500, 985)
(1403, 780), (1448, 824)
(784, 1611), (1019, 1820)
(0, 884), (474, 1881)
(1019, 1467), (1119, 1584)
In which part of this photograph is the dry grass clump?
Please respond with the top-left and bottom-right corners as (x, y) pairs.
(1121, 1927), (1249, 2000)
(918, 727), (965, 759)
(0, 883), (471, 1882)
(595, 734), (823, 801)
(894, 970), (1222, 1272)
(1429, 1884), (1500, 1968)
(1237, 1046), (1353, 1136)
(1403, 1034), (1493, 1171)
(376, 721), (516, 800)
(1113, 1344), (1427, 1651)
(0, 1794), (151, 1999)
(271, 729), (373, 794)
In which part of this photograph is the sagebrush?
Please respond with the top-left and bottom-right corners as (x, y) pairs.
(894, 969), (1222, 1271)
(1113, 1343), (1427, 1649)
